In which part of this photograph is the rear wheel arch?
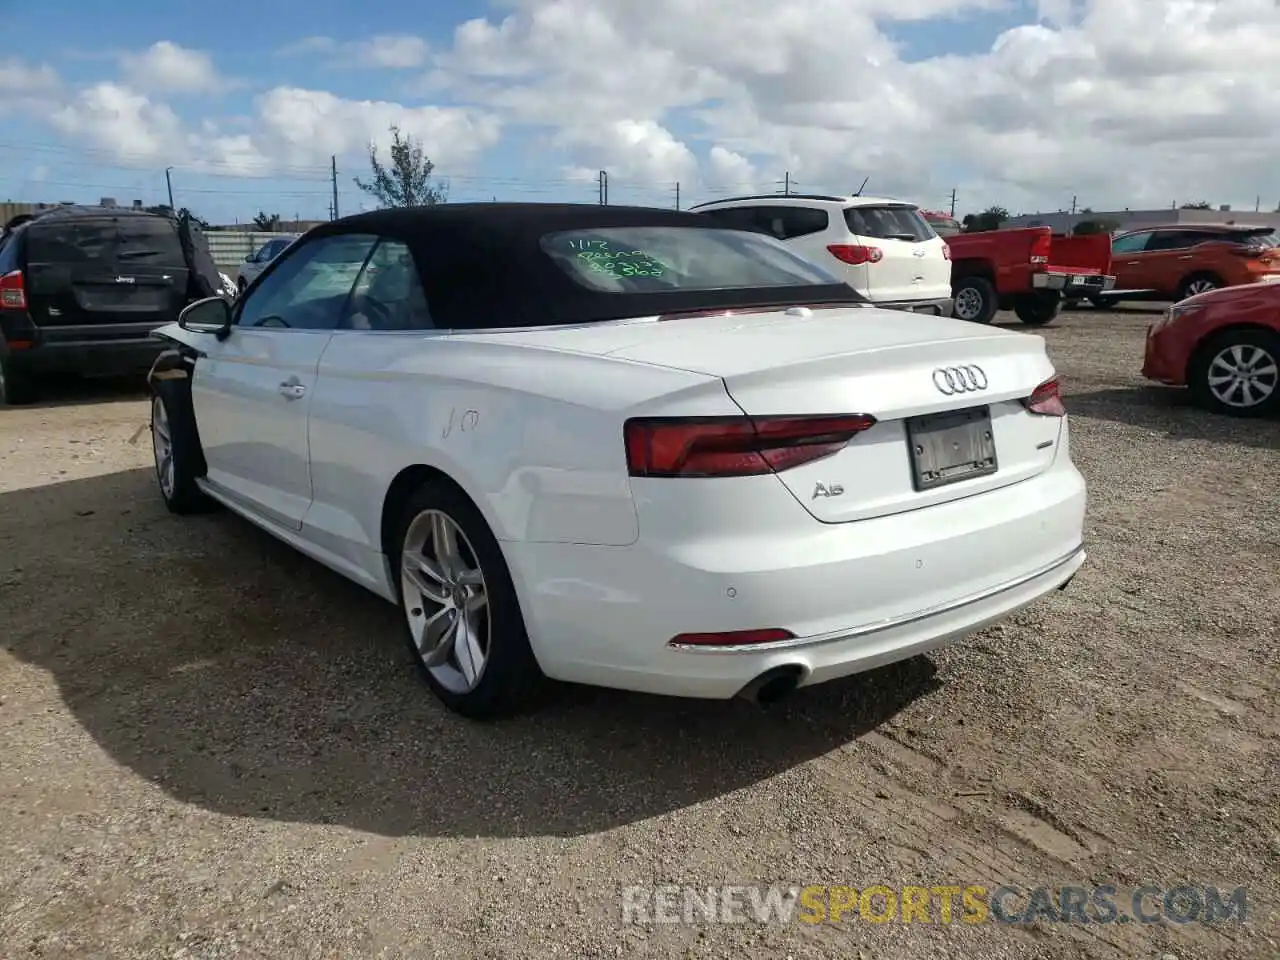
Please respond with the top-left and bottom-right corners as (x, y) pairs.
(1178, 271), (1224, 300)
(949, 259), (996, 285)
(380, 464), (500, 562)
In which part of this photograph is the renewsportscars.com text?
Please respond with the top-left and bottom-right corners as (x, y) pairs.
(620, 884), (1247, 926)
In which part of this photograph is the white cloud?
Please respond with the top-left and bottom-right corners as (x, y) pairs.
(251, 87), (499, 170)
(49, 83), (185, 162)
(280, 34), (429, 69)
(432, 0), (1280, 212)
(0, 58), (61, 95)
(119, 41), (225, 95)
(18, 4), (1280, 217)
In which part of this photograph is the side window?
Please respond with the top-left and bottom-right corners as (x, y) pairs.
(779, 207), (828, 239)
(342, 239), (433, 331)
(236, 233), (377, 331)
(0, 230), (22, 273)
(698, 207), (765, 233)
(1145, 230), (1198, 252)
(749, 206), (795, 241)
(1110, 232), (1152, 254)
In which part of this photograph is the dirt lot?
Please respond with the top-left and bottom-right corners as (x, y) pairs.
(1, 306), (1277, 960)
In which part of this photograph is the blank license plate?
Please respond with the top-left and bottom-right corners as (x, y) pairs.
(906, 405), (998, 491)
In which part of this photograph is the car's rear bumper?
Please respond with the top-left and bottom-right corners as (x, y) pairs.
(2, 320), (168, 376)
(871, 296), (953, 318)
(505, 456), (1088, 699)
(1034, 272), (1116, 295)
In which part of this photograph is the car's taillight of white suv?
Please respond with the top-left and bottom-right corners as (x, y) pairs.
(691, 194), (954, 317)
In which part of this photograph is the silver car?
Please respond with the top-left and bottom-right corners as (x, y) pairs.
(235, 235), (299, 293)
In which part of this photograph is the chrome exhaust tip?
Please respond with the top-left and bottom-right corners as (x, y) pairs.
(735, 665), (804, 705)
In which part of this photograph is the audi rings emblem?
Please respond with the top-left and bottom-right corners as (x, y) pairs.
(932, 365), (989, 395)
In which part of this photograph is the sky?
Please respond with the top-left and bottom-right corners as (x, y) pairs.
(2, 0), (1279, 225)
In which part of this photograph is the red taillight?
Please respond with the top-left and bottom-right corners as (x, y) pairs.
(669, 628), (795, 647)
(1029, 233), (1051, 267)
(941, 244), (951, 261)
(0, 269), (26, 310)
(1022, 377), (1066, 417)
(1231, 244), (1268, 257)
(827, 244), (883, 265)
(624, 414), (877, 478)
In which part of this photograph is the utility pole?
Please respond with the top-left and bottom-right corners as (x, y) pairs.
(674, 181), (680, 210)
(598, 170), (609, 205)
(1070, 195), (1077, 214)
(777, 171), (793, 195)
(330, 156), (339, 219)
(949, 188), (957, 218)
(165, 166), (174, 210)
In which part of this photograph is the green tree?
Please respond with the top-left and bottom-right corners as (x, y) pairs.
(962, 205), (1010, 232)
(253, 211), (282, 231)
(354, 125), (448, 208)
(176, 207), (209, 229)
(1180, 200), (1212, 210)
(1073, 219), (1120, 235)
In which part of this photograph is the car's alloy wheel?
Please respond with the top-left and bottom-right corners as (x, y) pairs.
(1205, 342), (1278, 411)
(1185, 278), (1219, 297)
(400, 507), (492, 694)
(151, 395), (176, 499)
(953, 287), (984, 321)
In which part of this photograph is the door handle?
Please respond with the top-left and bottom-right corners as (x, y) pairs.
(1178, 255), (1193, 260)
(278, 381), (306, 400)
(1125, 261), (1140, 265)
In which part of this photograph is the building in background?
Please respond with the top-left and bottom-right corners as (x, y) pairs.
(1005, 206), (1280, 235)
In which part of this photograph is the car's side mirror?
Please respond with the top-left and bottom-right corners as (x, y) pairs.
(179, 296), (232, 340)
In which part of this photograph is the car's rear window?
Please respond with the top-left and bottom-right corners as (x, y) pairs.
(26, 216), (186, 267)
(540, 226), (841, 293)
(846, 205), (938, 243)
(1228, 229), (1280, 247)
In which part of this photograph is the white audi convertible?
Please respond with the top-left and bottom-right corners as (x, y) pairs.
(148, 203), (1086, 718)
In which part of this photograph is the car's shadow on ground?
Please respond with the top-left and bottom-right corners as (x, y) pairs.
(1066, 384), (1280, 448)
(6, 374), (149, 409)
(0, 467), (941, 839)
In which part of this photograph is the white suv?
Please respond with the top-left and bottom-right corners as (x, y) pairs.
(691, 194), (953, 316)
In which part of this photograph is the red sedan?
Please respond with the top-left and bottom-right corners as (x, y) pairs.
(1143, 281), (1280, 417)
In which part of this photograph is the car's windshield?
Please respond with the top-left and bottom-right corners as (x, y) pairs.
(540, 226), (843, 293)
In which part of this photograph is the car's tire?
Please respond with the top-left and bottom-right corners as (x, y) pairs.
(150, 376), (216, 514)
(1089, 294), (1119, 310)
(1013, 291), (1062, 326)
(1188, 327), (1280, 418)
(952, 276), (999, 324)
(391, 478), (546, 718)
(1178, 273), (1223, 301)
(0, 353), (38, 406)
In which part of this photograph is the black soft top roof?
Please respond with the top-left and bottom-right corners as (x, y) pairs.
(305, 202), (861, 329)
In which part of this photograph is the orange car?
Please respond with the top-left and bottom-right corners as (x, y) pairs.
(1094, 223), (1280, 306)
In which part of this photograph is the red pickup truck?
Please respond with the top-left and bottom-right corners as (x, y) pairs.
(944, 227), (1114, 326)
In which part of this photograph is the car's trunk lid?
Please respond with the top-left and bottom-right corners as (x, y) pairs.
(471, 305), (1063, 523)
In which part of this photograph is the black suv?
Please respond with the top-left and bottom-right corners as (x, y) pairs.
(0, 205), (228, 405)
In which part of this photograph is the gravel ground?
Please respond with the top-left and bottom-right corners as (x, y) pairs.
(0, 305), (1277, 960)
